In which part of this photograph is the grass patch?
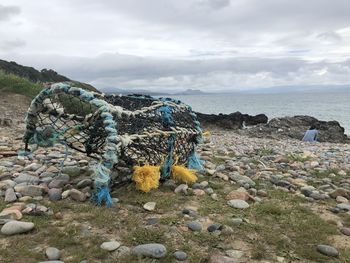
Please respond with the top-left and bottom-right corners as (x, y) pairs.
(0, 212), (109, 263)
(0, 70), (42, 98)
(123, 227), (167, 246)
(198, 195), (233, 216)
(248, 191), (339, 261)
(255, 147), (274, 157)
(286, 152), (311, 162)
(339, 213), (350, 227)
(311, 168), (341, 180)
(160, 214), (182, 226)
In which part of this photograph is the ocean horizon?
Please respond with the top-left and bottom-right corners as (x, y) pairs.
(172, 91), (350, 135)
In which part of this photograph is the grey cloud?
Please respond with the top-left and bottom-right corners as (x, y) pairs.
(10, 53), (349, 92)
(0, 4), (20, 21)
(0, 39), (26, 51)
(317, 31), (342, 43)
(68, 0), (350, 34)
(1, 0), (350, 92)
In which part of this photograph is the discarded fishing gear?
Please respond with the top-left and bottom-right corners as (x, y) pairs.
(23, 83), (203, 206)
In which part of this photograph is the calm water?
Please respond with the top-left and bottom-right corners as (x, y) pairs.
(173, 92), (350, 135)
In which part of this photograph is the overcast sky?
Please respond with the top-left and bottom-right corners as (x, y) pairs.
(1, 0), (350, 92)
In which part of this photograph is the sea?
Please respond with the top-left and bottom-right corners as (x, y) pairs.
(172, 92), (350, 135)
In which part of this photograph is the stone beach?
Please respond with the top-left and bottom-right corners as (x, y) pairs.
(1, 106), (350, 262)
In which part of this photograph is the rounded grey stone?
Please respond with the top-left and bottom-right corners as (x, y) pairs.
(207, 223), (222, 232)
(205, 187), (214, 195)
(174, 251), (187, 261)
(77, 179), (92, 188)
(46, 247), (61, 260)
(132, 243), (167, 258)
(187, 221), (202, 231)
(4, 188), (17, 202)
(227, 199), (250, 209)
(231, 218), (243, 225)
(336, 203), (350, 211)
(1, 221), (35, 235)
(100, 241), (121, 251)
(14, 173), (39, 184)
(113, 246), (131, 257)
(316, 245), (339, 257)
(48, 188), (62, 201)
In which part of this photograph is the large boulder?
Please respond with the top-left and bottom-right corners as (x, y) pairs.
(196, 111), (268, 129)
(244, 115), (348, 143)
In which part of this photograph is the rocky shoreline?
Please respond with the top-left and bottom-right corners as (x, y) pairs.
(1, 122), (350, 262)
(0, 94), (350, 262)
(197, 111), (349, 144)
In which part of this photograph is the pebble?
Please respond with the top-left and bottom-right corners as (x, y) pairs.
(1, 220), (34, 235)
(132, 243), (167, 258)
(77, 179), (92, 188)
(192, 183), (201, 189)
(207, 223), (223, 232)
(205, 187), (214, 195)
(146, 218), (159, 225)
(48, 188), (62, 201)
(48, 179), (67, 189)
(336, 203), (350, 211)
(14, 173), (39, 184)
(193, 189), (205, 196)
(187, 221), (202, 231)
(316, 244), (339, 257)
(182, 208), (198, 217)
(227, 199), (250, 209)
(0, 209), (22, 220)
(69, 189), (86, 202)
(143, 202), (156, 211)
(46, 247), (61, 260)
(100, 241), (121, 251)
(225, 249), (244, 259)
(23, 163), (41, 171)
(174, 184), (188, 194)
(336, 196), (348, 203)
(225, 190), (250, 201)
(4, 188), (17, 202)
(14, 185), (44, 197)
(340, 227), (350, 236)
(113, 246), (131, 257)
(38, 261), (64, 263)
(174, 251), (187, 261)
(231, 218), (243, 225)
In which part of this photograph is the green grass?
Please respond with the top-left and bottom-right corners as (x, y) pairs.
(123, 227), (167, 246)
(255, 147), (274, 157)
(0, 70), (99, 100)
(248, 191), (340, 261)
(0, 70), (42, 98)
(286, 152), (311, 162)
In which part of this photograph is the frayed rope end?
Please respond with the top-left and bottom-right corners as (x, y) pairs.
(92, 186), (113, 207)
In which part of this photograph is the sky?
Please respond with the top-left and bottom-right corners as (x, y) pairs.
(1, 0), (350, 92)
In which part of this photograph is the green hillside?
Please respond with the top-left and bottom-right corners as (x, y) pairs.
(0, 59), (99, 98)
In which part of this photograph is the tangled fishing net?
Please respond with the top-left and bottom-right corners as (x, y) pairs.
(22, 83), (203, 206)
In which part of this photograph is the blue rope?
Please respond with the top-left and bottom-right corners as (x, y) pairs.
(158, 105), (174, 128)
(187, 150), (204, 171)
(91, 186), (113, 207)
(160, 135), (175, 178)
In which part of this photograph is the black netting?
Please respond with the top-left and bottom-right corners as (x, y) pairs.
(32, 91), (199, 167)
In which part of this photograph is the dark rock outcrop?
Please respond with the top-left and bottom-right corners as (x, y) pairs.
(243, 115), (349, 143)
(196, 111), (268, 129)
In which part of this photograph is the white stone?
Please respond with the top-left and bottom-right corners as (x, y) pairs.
(100, 241), (121, 251)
